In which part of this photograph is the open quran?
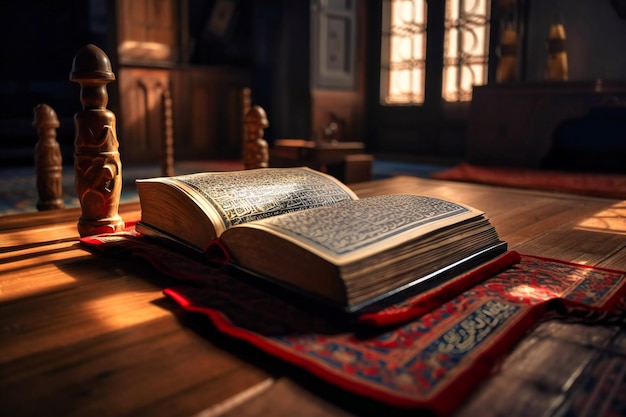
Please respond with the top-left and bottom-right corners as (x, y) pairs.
(136, 167), (506, 314)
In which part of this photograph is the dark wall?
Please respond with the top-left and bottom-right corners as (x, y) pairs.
(186, 0), (310, 142)
(187, 0), (253, 67)
(0, 1), (91, 164)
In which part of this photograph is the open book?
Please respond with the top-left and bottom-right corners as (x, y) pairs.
(136, 167), (506, 314)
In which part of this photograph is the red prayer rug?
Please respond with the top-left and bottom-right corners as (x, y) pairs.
(431, 162), (626, 199)
(81, 228), (626, 417)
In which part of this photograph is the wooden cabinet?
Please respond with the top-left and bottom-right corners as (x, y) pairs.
(111, 0), (365, 164)
(172, 67), (250, 160)
(113, 0), (180, 165)
(116, 0), (180, 66)
(111, 0), (250, 165)
(116, 66), (249, 164)
(467, 81), (626, 168)
(117, 67), (172, 164)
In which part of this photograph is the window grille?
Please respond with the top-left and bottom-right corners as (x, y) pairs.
(380, 0), (490, 104)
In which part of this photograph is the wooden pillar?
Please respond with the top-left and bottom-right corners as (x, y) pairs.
(70, 44), (125, 237)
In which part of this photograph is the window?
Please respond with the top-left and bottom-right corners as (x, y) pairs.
(380, 0), (491, 105)
(380, 0), (427, 104)
(442, 0), (491, 102)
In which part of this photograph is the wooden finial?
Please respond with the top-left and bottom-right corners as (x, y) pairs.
(33, 103), (65, 210)
(70, 44), (124, 236)
(243, 105), (269, 169)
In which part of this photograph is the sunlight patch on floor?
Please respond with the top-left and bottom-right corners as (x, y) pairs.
(575, 202), (626, 235)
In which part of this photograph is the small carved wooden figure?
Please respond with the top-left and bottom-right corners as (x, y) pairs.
(33, 103), (65, 210)
(70, 44), (124, 236)
(243, 105), (269, 169)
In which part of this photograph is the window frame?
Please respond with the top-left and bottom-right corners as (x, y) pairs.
(379, 0), (493, 107)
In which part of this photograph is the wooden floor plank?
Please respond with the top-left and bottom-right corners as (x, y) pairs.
(1, 313), (270, 417)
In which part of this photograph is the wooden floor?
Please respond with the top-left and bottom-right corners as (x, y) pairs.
(1, 175), (625, 417)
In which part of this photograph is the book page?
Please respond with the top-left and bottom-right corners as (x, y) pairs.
(237, 194), (485, 265)
(153, 167), (358, 235)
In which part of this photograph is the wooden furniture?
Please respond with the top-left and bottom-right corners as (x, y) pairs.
(467, 81), (626, 168)
(111, 0), (251, 164)
(270, 139), (373, 183)
(117, 66), (250, 163)
(1, 177), (625, 417)
(107, 0), (180, 165)
(32, 104), (64, 211)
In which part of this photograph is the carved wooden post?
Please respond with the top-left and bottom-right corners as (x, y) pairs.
(70, 44), (124, 236)
(161, 88), (174, 177)
(243, 105), (269, 169)
(33, 103), (65, 210)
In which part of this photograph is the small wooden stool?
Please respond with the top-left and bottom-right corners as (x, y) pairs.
(341, 153), (374, 183)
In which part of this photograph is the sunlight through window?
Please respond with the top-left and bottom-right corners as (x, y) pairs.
(575, 203), (626, 235)
(380, 0), (427, 104)
(84, 292), (171, 330)
(381, 0), (491, 104)
(442, 0), (490, 102)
